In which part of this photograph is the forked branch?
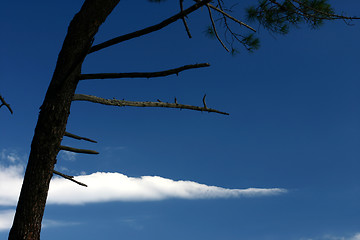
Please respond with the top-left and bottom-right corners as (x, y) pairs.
(73, 94), (229, 115)
(89, 0), (211, 53)
(180, 0), (192, 38)
(80, 63), (210, 80)
(199, 1), (256, 32)
(0, 95), (13, 114)
(53, 170), (87, 187)
(207, 5), (230, 52)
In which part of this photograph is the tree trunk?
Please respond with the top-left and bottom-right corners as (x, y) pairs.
(8, 1), (120, 239)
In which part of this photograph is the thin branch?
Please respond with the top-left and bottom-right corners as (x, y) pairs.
(0, 95), (13, 114)
(207, 4), (230, 52)
(202, 94), (207, 109)
(60, 145), (99, 154)
(79, 63), (210, 80)
(180, 0), (192, 38)
(73, 94), (229, 115)
(291, 0), (360, 20)
(204, 2), (256, 32)
(64, 132), (97, 143)
(89, 0), (211, 53)
(53, 170), (88, 187)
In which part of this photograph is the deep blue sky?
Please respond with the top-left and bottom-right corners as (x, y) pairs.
(1, 1), (360, 239)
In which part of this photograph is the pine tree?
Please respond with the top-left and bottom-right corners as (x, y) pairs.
(8, 1), (358, 239)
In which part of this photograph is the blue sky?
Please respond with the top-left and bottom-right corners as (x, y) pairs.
(1, 0), (360, 239)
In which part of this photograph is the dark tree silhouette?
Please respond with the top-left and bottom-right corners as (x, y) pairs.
(8, 0), (358, 239)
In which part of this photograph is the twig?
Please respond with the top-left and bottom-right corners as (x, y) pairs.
(53, 170), (88, 187)
(180, 0), (192, 38)
(205, 2), (256, 32)
(64, 132), (97, 143)
(202, 94), (207, 109)
(60, 145), (99, 154)
(0, 95), (13, 114)
(73, 94), (229, 115)
(89, 0), (211, 53)
(79, 63), (210, 80)
(207, 4), (230, 52)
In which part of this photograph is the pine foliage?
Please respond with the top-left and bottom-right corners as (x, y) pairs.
(246, 0), (336, 34)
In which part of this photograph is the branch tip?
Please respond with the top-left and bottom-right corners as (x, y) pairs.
(64, 132), (97, 143)
(60, 145), (99, 155)
(53, 170), (87, 187)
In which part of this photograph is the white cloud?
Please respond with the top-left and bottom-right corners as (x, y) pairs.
(0, 163), (286, 206)
(42, 219), (81, 228)
(47, 172), (286, 205)
(0, 209), (15, 232)
(301, 233), (360, 240)
(120, 218), (144, 230)
(350, 233), (360, 240)
(0, 149), (25, 164)
(58, 151), (77, 161)
(0, 165), (24, 206)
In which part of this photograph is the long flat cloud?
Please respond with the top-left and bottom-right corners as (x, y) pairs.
(0, 164), (286, 206)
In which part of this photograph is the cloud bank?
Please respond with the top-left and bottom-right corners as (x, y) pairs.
(48, 172), (286, 205)
(0, 164), (286, 206)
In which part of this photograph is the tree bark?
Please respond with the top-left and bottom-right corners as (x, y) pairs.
(8, 1), (120, 239)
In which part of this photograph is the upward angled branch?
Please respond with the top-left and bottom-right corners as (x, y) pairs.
(0, 95), (13, 114)
(73, 94), (229, 115)
(79, 63), (210, 80)
(89, 0), (211, 53)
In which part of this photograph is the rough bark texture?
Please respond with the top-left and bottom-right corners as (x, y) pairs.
(8, 1), (120, 239)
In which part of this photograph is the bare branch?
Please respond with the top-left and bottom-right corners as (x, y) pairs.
(60, 145), (99, 154)
(89, 0), (211, 53)
(180, 0), (192, 38)
(64, 132), (97, 143)
(0, 95), (13, 114)
(73, 94), (229, 115)
(206, 4), (230, 52)
(79, 63), (210, 80)
(204, 2), (256, 32)
(53, 170), (88, 187)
